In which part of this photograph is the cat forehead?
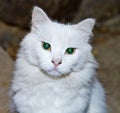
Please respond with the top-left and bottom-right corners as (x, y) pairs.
(36, 22), (89, 48)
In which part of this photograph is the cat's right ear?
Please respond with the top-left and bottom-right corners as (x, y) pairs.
(31, 6), (51, 30)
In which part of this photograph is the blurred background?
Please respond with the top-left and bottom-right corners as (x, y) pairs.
(0, 0), (120, 113)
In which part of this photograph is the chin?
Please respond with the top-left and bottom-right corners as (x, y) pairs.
(47, 70), (62, 77)
(47, 69), (72, 78)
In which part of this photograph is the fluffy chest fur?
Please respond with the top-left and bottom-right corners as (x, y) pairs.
(14, 80), (90, 113)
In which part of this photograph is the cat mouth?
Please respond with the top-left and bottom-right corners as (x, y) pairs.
(47, 68), (62, 77)
(41, 67), (70, 77)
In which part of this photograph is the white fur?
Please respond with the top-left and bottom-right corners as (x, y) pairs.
(10, 6), (107, 113)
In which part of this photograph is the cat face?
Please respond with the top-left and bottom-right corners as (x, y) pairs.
(22, 6), (95, 77)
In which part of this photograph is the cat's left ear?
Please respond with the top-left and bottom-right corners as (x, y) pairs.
(73, 18), (95, 41)
(73, 18), (95, 33)
(31, 6), (51, 28)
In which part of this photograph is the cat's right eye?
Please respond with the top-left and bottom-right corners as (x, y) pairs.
(42, 42), (51, 51)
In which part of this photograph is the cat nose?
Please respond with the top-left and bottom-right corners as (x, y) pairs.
(51, 60), (62, 66)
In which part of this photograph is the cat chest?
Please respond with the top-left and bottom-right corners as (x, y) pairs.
(14, 84), (86, 113)
(27, 85), (77, 106)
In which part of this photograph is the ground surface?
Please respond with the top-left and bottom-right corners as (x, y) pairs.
(0, 47), (13, 113)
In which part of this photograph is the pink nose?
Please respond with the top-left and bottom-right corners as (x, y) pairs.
(51, 60), (62, 66)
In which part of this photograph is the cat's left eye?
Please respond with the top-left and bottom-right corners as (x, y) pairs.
(65, 48), (76, 55)
(42, 42), (51, 51)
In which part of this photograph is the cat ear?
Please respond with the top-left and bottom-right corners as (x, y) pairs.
(72, 18), (95, 42)
(73, 18), (95, 34)
(32, 6), (50, 26)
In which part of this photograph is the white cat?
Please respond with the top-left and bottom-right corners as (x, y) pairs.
(10, 6), (107, 113)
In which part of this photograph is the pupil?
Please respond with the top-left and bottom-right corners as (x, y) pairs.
(67, 48), (74, 54)
(43, 43), (50, 50)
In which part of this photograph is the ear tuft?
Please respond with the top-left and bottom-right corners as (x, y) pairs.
(32, 6), (50, 25)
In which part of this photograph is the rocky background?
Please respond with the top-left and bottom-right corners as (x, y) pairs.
(0, 0), (120, 113)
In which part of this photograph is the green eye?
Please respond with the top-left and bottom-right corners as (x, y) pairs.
(66, 48), (76, 54)
(42, 42), (51, 50)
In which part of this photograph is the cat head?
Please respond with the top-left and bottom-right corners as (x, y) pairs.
(21, 6), (95, 77)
